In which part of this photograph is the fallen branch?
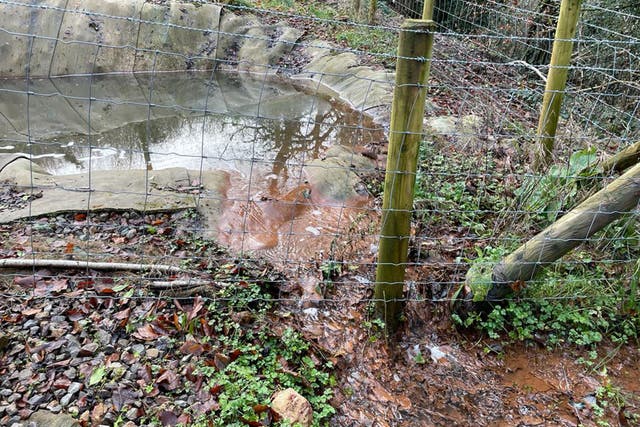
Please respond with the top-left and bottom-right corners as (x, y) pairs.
(464, 161), (640, 303)
(506, 60), (547, 83)
(601, 141), (640, 174)
(147, 279), (213, 289)
(0, 258), (183, 274)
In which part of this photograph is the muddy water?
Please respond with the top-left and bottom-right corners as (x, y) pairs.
(0, 72), (384, 260)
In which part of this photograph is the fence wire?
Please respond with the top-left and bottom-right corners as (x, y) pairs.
(0, 0), (638, 311)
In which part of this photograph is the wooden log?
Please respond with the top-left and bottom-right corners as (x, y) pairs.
(535, 0), (582, 169)
(601, 141), (640, 174)
(468, 161), (640, 301)
(374, 19), (435, 332)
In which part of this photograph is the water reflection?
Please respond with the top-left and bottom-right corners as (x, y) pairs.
(0, 72), (384, 256)
(0, 72), (378, 184)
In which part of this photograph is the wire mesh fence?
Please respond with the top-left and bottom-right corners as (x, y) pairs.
(0, 0), (639, 424)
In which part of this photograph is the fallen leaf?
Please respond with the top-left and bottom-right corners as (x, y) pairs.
(14, 275), (42, 287)
(180, 340), (205, 356)
(241, 418), (263, 427)
(132, 323), (168, 341)
(229, 349), (242, 362)
(64, 242), (75, 254)
(213, 353), (230, 371)
(89, 366), (106, 386)
(253, 404), (269, 414)
(156, 369), (180, 391)
(158, 410), (179, 426)
(191, 397), (220, 415)
(90, 402), (107, 423)
(33, 279), (68, 296)
(74, 213), (86, 222)
(53, 377), (71, 389)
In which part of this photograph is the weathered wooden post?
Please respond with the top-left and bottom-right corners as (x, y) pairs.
(374, 18), (435, 333)
(368, 0), (377, 23)
(422, 0), (435, 20)
(535, 0), (583, 169)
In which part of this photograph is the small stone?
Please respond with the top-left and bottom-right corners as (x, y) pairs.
(125, 229), (137, 240)
(271, 388), (313, 427)
(78, 343), (99, 357)
(29, 409), (81, 427)
(95, 330), (111, 346)
(125, 408), (139, 421)
(59, 394), (74, 407)
(174, 400), (188, 408)
(23, 320), (38, 329)
(18, 369), (32, 381)
(0, 389), (12, 397)
(67, 383), (82, 396)
(7, 392), (21, 403)
(63, 368), (77, 380)
(9, 422), (24, 427)
(145, 348), (159, 359)
(130, 344), (145, 356)
(27, 394), (45, 407)
(5, 403), (17, 415)
(46, 403), (62, 414)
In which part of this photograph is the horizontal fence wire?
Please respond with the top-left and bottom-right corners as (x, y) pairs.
(0, 0), (638, 311)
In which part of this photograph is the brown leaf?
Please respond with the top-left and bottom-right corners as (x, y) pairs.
(180, 340), (205, 356)
(209, 384), (223, 395)
(241, 418), (263, 427)
(229, 349), (242, 362)
(138, 364), (152, 384)
(187, 295), (205, 322)
(156, 369), (180, 391)
(53, 377), (71, 389)
(253, 404), (269, 414)
(33, 279), (68, 296)
(14, 275), (42, 287)
(158, 410), (179, 426)
(113, 307), (131, 320)
(132, 324), (167, 341)
(91, 402), (107, 423)
(192, 397), (220, 415)
(22, 307), (41, 316)
(64, 242), (75, 254)
(213, 353), (230, 371)
(66, 308), (85, 321)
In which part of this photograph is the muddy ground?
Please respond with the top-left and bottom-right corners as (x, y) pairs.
(1, 205), (639, 426)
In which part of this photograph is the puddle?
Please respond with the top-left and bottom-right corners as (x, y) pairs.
(0, 72), (385, 260)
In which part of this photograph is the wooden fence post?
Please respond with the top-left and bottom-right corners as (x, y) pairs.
(422, 0), (435, 20)
(535, 0), (583, 169)
(374, 19), (435, 333)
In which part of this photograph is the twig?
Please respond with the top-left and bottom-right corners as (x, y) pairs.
(506, 60), (547, 83)
(0, 258), (184, 274)
(147, 279), (213, 289)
